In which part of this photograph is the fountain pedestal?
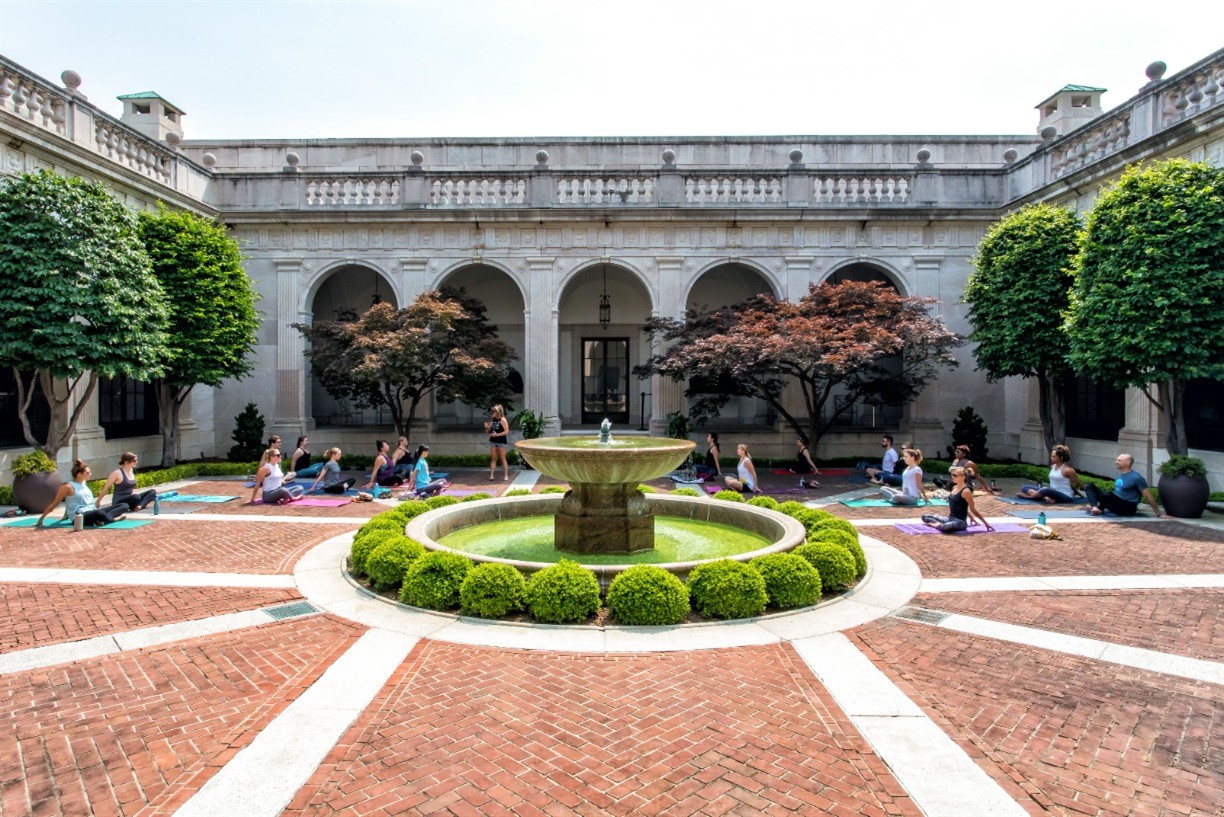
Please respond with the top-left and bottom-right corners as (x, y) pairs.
(557, 483), (654, 554)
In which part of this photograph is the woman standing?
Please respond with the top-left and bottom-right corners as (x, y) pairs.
(309, 448), (357, 494)
(96, 452), (158, 512)
(724, 443), (758, 494)
(37, 460), (128, 527)
(922, 467), (993, 533)
(1016, 444), (1083, 504)
(251, 449), (305, 505)
(412, 445), (449, 497)
(880, 448), (927, 506)
(484, 405), (510, 481)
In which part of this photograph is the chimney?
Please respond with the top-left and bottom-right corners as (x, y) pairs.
(1034, 85), (1105, 138)
(117, 92), (184, 142)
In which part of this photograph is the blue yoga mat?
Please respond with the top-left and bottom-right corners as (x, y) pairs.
(994, 495), (1087, 506)
(163, 494), (238, 503)
(4, 517), (154, 529)
(841, 498), (949, 508)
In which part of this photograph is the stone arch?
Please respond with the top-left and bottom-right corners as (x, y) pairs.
(303, 260), (398, 315)
(820, 258), (908, 295)
(554, 257), (656, 314)
(684, 259), (781, 309)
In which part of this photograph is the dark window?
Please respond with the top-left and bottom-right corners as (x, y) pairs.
(99, 376), (159, 439)
(1185, 378), (1224, 452)
(0, 370), (50, 449)
(1063, 373), (1125, 441)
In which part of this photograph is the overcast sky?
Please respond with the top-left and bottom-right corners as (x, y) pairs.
(1, 0), (1219, 140)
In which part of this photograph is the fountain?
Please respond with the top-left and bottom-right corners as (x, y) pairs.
(514, 419), (695, 554)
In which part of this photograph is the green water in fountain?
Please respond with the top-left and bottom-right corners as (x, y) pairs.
(438, 515), (769, 565)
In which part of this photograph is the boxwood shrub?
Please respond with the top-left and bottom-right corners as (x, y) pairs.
(670, 486), (701, 497)
(606, 565), (689, 626)
(525, 560), (601, 623)
(810, 529), (866, 578)
(637, 483), (658, 493)
(687, 560), (767, 619)
(350, 520), (406, 574)
(504, 488), (532, 496)
(365, 537), (426, 590)
(712, 490), (746, 503)
(424, 495), (459, 510)
(747, 495), (779, 510)
(389, 500), (430, 521)
(540, 486), (568, 494)
(460, 492), (493, 502)
(750, 552), (822, 609)
(459, 562), (527, 619)
(399, 551), (473, 610)
(775, 500), (807, 518)
(793, 542), (856, 591)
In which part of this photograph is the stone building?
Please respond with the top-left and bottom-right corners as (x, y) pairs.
(1, 48), (1221, 486)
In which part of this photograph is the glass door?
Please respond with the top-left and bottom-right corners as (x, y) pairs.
(582, 338), (629, 424)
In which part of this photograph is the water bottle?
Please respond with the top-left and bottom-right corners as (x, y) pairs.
(153, 498), (160, 516)
(73, 513), (84, 532)
(1037, 511), (1046, 526)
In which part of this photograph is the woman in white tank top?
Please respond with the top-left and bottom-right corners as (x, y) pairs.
(880, 448), (928, 506)
(1016, 444), (1082, 504)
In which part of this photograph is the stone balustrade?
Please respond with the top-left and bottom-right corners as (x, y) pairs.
(1050, 113), (1131, 178)
(431, 177), (526, 206)
(305, 177), (400, 206)
(557, 176), (654, 205)
(1160, 58), (1223, 127)
(93, 119), (174, 184)
(812, 175), (910, 204)
(0, 67), (68, 136)
(683, 176), (783, 204)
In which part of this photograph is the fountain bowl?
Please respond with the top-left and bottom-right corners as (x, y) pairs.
(514, 435), (696, 485)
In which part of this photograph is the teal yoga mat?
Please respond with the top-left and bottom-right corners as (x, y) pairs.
(840, 498), (948, 508)
(164, 495), (238, 503)
(4, 517), (154, 529)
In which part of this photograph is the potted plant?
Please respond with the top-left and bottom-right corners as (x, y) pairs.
(513, 410), (553, 470)
(1157, 454), (1210, 519)
(11, 450), (62, 513)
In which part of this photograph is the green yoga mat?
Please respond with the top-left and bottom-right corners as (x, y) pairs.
(3, 517), (154, 529)
(840, 498), (949, 508)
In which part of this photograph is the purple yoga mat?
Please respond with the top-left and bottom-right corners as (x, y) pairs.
(253, 497), (351, 507)
(894, 522), (1030, 535)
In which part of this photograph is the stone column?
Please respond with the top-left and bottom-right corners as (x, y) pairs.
(778, 257), (815, 433)
(272, 258), (306, 438)
(524, 257), (560, 434)
(1119, 387), (1158, 477)
(905, 256), (947, 452)
(397, 258), (430, 308)
(650, 257), (686, 434)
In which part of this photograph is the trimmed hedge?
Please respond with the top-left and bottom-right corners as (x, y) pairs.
(606, 565), (690, 626)
(793, 542), (856, 591)
(746, 495), (779, 510)
(350, 519), (407, 574)
(389, 500), (431, 522)
(637, 483), (658, 493)
(750, 552), (822, 609)
(525, 560), (601, 623)
(504, 488), (532, 497)
(460, 492), (493, 502)
(459, 562), (527, 619)
(775, 500), (807, 518)
(365, 537), (426, 590)
(711, 490), (746, 503)
(424, 495), (459, 510)
(810, 529), (866, 578)
(399, 551), (473, 610)
(687, 560), (767, 619)
(670, 486), (701, 497)
(540, 486), (567, 494)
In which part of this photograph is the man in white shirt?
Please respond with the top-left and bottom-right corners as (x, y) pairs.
(866, 435), (902, 486)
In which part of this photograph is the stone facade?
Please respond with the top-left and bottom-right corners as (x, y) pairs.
(2, 49), (1222, 486)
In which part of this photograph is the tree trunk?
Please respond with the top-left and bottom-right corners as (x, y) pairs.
(1036, 371), (1067, 451)
(1158, 379), (1188, 456)
(16, 369), (96, 458)
(155, 382), (190, 469)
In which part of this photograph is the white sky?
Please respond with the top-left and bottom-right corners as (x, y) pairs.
(0, 0), (1220, 140)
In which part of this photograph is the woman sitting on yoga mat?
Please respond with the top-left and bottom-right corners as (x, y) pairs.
(309, 447), (357, 494)
(1015, 444), (1083, 504)
(250, 449), (305, 505)
(366, 440), (405, 488)
(96, 452), (158, 512)
(37, 460), (128, 527)
(724, 443), (758, 494)
(412, 445), (449, 497)
(922, 467), (993, 533)
(879, 448), (927, 506)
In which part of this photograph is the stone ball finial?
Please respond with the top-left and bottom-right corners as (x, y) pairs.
(1145, 61), (1167, 82)
(789, 149), (804, 164)
(164, 132), (181, 148)
(916, 148), (932, 164)
(535, 149), (549, 166)
(1040, 126), (1058, 141)
(60, 70), (82, 90)
(1003, 148), (1018, 163)
(661, 148), (676, 165)
(285, 152), (300, 167)
(201, 153), (217, 167)
(410, 150), (424, 165)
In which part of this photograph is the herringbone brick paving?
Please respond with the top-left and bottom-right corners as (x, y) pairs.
(284, 640), (923, 817)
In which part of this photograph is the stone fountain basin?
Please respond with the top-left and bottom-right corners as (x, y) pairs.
(514, 436), (695, 485)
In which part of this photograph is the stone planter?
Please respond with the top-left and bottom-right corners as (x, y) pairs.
(1157, 474), (1210, 519)
(12, 472), (63, 514)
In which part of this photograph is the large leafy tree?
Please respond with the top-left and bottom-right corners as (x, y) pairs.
(965, 203), (1080, 451)
(0, 171), (168, 458)
(294, 288), (517, 439)
(1066, 159), (1224, 456)
(138, 205), (261, 467)
(637, 280), (961, 449)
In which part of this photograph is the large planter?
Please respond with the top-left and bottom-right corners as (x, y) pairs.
(1157, 474), (1210, 519)
(12, 472), (63, 514)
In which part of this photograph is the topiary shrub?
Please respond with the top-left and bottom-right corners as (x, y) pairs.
(504, 488), (532, 497)
(793, 508), (838, 537)
(540, 486), (568, 494)
(365, 537), (426, 590)
(670, 486), (702, 497)
(750, 552), (822, 609)
(459, 562), (527, 619)
(350, 520), (406, 575)
(606, 565), (690, 626)
(637, 483), (658, 493)
(807, 514), (857, 539)
(424, 495), (459, 510)
(226, 402), (265, 463)
(775, 500), (807, 518)
(687, 560), (767, 620)
(747, 495), (779, 510)
(712, 490), (746, 503)
(460, 492), (493, 502)
(810, 529), (866, 578)
(399, 551), (473, 610)
(793, 542), (856, 592)
(525, 560), (601, 624)
(390, 500), (431, 521)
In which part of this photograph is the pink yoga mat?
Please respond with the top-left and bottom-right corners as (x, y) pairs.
(894, 522), (1030, 535)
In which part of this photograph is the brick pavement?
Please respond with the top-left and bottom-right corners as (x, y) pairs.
(0, 584), (303, 653)
(850, 617), (1224, 817)
(0, 614), (365, 817)
(284, 641), (921, 817)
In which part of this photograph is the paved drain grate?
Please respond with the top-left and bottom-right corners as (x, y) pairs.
(893, 606), (950, 625)
(263, 601), (319, 620)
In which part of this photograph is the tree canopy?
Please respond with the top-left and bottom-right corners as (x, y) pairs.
(637, 280), (961, 448)
(138, 205), (261, 467)
(295, 288), (517, 439)
(1066, 159), (1224, 456)
(0, 171), (167, 457)
(965, 202), (1080, 449)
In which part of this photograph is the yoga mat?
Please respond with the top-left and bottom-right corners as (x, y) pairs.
(771, 468), (817, 476)
(4, 517), (153, 529)
(164, 494), (238, 503)
(894, 522), (1030, 535)
(251, 496), (350, 507)
(843, 475), (873, 484)
(759, 487), (812, 496)
(705, 484), (751, 495)
(994, 495), (1087, 505)
(444, 489), (482, 498)
(841, 498), (949, 508)
(1007, 507), (1113, 519)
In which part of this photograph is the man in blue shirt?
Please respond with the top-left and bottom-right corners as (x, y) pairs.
(1085, 454), (1164, 517)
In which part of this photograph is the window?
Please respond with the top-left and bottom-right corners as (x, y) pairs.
(99, 376), (159, 439)
(132, 103), (151, 115)
(1063, 373), (1125, 441)
(0, 370), (49, 449)
(1185, 379), (1224, 452)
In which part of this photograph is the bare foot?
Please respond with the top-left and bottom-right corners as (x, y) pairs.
(1043, 497), (1056, 504)
(1089, 507), (1103, 516)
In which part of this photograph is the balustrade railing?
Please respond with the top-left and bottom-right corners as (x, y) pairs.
(305, 177), (400, 206)
(1050, 113), (1132, 178)
(812, 175), (910, 204)
(1161, 59), (1223, 127)
(430, 177), (526, 205)
(0, 67), (68, 137)
(93, 119), (174, 184)
(684, 176), (783, 204)
(557, 176), (654, 204)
